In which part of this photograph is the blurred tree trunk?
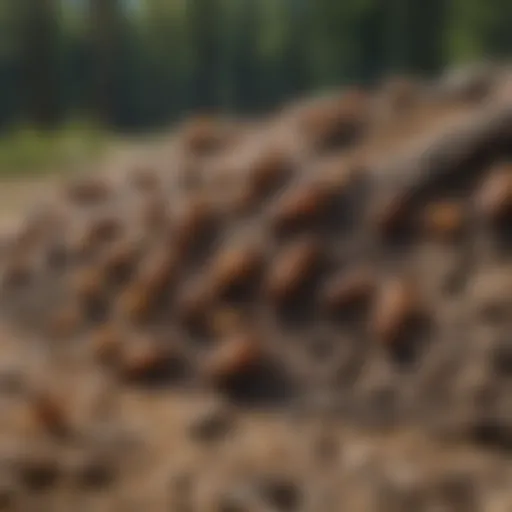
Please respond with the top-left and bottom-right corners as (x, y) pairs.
(482, 0), (512, 59)
(359, 0), (388, 83)
(384, 0), (447, 76)
(405, 0), (447, 74)
(283, 0), (310, 97)
(187, 0), (220, 112)
(230, 0), (260, 112)
(18, 0), (60, 128)
(383, 0), (408, 73)
(88, 0), (122, 126)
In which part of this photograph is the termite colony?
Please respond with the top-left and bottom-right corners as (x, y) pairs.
(0, 64), (511, 445)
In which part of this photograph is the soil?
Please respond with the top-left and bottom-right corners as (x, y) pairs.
(0, 66), (511, 511)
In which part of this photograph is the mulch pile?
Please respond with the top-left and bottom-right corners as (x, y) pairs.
(0, 63), (511, 511)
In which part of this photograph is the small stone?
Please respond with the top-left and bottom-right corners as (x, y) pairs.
(209, 244), (264, 299)
(469, 268), (512, 321)
(1, 259), (32, 288)
(173, 195), (218, 258)
(116, 282), (154, 323)
(492, 337), (512, 376)
(209, 307), (246, 338)
(320, 266), (375, 314)
(203, 331), (262, 386)
(0, 364), (24, 395)
(476, 165), (512, 224)
(129, 166), (160, 193)
(46, 303), (83, 339)
(71, 266), (106, 303)
(16, 451), (60, 490)
(28, 391), (70, 437)
(257, 477), (301, 511)
(102, 239), (138, 282)
(137, 245), (179, 295)
(181, 116), (226, 155)
(64, 177), (111, 205)
(373, 194), (410, 239)
(175, 276), (214, 331)
(90, 323), (123, 365)
(65, 452), (115, 488)
(270, 184), (333, 234)
(119, 336), (177, 383)
(187, 403), (234, 444)
(265, 236), (322, 305)
(421, 200), (465, 240)
(431, 470), (479, 512)
(0, 473), (18, 510)
(245, 147), (293, 203)
(371, 277), (424, 346)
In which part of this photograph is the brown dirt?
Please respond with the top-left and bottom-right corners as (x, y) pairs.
(0, 66), (511, 511)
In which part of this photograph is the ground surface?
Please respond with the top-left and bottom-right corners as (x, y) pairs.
(0, 74), (511, 511)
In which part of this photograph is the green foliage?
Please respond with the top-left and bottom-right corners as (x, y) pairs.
(0, 120), (108, 176)
(0, 0), (510, 137)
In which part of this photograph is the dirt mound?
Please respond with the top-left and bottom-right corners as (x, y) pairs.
(0, 65), (511, 510)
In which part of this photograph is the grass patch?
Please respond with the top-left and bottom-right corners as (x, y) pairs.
(0, 120), (110, 177)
